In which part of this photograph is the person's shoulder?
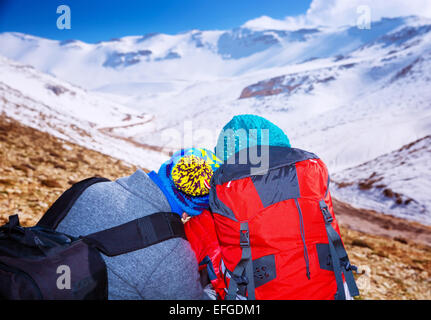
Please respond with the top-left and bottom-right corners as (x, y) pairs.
(71, 178), (131, 211)
(82, 178), (119, 197)
(85, 170), (149, 197)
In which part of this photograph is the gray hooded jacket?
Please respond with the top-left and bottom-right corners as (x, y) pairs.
(56, 169), (203, 300)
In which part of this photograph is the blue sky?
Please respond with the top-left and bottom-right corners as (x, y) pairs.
(0, 0), (312, 43)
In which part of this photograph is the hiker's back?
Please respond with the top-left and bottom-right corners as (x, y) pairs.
(56, 170), (203, 299)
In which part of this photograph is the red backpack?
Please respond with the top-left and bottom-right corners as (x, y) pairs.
(208, 146), (359, 300)
(184, 209), (226, 299)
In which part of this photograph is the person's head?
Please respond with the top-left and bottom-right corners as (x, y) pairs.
(157, 148), (222, 216)
(215, 114), (291, 162)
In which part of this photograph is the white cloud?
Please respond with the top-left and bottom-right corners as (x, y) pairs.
(242, 16), (294, 30)
(243, 0), (431, 30)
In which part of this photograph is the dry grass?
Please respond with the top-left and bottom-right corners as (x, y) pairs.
(0, 115), (138, 226)
(341, 226), (431, 300)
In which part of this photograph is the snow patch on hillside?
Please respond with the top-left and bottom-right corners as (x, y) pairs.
(332, 136), (431, 225)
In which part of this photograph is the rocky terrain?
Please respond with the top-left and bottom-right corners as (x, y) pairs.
(0, 114), (429, 300)
(334, 200), (431, 300)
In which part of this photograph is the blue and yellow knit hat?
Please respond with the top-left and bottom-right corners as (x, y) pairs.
(156, 148), (222, 216)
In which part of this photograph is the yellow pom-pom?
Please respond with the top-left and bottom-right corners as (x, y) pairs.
(171, 155), (214, 196)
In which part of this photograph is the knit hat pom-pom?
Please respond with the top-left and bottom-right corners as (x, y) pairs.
(171, 155), (214, 196)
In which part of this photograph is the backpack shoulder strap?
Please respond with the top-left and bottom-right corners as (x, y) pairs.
(225, 221), (256, 300)
(37, 177), (110, 229)
(319, 176), (359, 299)
(82, 212), (186, 257)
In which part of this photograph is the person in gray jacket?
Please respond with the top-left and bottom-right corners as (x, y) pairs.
(56, 148), (222, 300)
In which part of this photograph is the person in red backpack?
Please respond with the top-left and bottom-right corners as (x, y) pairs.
(185, 114), (293, 299)
(186, 114), (359, 300)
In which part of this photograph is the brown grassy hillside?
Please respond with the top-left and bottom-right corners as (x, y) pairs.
(0, 114), (430, 300)
(0, 114), (138, 226)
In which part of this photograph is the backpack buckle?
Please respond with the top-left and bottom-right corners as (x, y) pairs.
(239, 222), (250, 248)
(319, 200), (333, 223)
(231, 273), (249, 286)
(240, 229), (250, 248)
(342, 260), (358, 273)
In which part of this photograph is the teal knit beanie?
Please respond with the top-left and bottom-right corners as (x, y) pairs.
(215, 114), (291, 162)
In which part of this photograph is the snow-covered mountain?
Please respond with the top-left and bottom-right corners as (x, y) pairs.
(0, 15), (430, 223)
(332, 136), (431, 225)
(0, 55), (170, 169)
(0, 16), (426, 92)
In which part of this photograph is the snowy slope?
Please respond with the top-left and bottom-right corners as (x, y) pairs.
(0, 56), (169, 169)
(331, 136), (431, 225)
(131, 15), (431, 173)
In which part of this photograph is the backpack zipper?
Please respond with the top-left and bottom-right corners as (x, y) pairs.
(294, 199), (311, 280)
